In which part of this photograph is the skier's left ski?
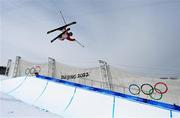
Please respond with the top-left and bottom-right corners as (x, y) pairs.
(51, 28), (70, 43)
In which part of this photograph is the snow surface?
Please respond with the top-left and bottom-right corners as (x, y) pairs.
(0, 75), (180, 118)
(0, 75), (62, 118)
(0, 92), (62, 118)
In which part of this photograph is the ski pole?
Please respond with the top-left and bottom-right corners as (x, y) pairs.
(75, 40), (85, 47)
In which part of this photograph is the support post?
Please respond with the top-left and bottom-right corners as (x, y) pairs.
(5, 59), (12, 76)
(48, 57), (56, 77)
(98, 60), (113, 90)
(13, 56), (21, 77)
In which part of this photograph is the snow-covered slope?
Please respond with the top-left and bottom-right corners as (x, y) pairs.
(0, 92), (62, 118)
(0, 75), (180, 118)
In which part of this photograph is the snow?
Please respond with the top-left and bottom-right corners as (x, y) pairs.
(0, 75), (62, 118)
(0, 92), (62, 118)
(0, 75), (180, 118)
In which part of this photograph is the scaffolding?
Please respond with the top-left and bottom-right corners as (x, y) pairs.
(5, 59), (12, 76)
(99, 60), (113, 90)
(48, 57), (56, 77)
(12, 56), (21, 77)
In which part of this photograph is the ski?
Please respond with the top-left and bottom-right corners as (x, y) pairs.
(51, 28), (70, 43)
(47, 22), (76, 34)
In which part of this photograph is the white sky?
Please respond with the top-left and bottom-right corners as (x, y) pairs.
(0, 0), (180, 77)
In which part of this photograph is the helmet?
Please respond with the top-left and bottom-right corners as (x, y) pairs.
(68, 32), (73, 36)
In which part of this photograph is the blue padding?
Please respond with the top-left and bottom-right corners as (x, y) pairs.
(36, 75), (180, 112)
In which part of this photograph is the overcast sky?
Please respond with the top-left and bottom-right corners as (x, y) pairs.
(0, 0), (180, 77)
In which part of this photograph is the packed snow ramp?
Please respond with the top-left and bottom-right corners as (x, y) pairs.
(0, 75), (180, 118)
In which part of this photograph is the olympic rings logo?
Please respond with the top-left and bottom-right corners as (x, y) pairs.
(128, 82), (168, 100)
(25, 66), (41, 76)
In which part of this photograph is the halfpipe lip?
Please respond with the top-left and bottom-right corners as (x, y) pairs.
(36, 74), (180, 112)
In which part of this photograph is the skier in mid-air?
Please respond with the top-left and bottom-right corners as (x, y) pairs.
(47, 11), (84, 47)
